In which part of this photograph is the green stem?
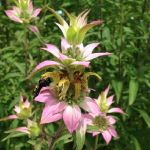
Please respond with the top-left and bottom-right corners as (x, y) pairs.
(118, 1), (124, 79)
(94, 135), (99, 150)
(23, 28), (29, 77)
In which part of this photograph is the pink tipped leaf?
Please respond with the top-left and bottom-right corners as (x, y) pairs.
(28, 60), (61, 78)
(85, 52), (111, 61)
(108, 108), (124, 114)
(83, 43), (99, 57)
(32, 8), (41, 17)
(71, 61), (90, 67)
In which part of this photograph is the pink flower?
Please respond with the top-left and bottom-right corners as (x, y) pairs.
(5, 0), (41, 24)
(87, 113), (118, 144)
(96, 86), (124, 114)
(34, 87), (100, 133)
(0, 95), (31, 121)
(29, 38), (111, 77)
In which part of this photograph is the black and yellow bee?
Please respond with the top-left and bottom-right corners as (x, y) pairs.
(33, 77), (51, 98)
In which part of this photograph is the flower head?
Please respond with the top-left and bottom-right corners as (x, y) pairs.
(5, 0), (41, 24)
(34, 87), (99, 133)
(29, 38), (111, 78)
(49, 8), (103, 45)
(96, 86), (124, 114)
(87, 113), (118, 144)
(0, 95), (31, 121)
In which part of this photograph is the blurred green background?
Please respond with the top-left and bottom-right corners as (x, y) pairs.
(0, 0), (150, 149)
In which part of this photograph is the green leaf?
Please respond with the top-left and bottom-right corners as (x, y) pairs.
(2, 133), (27, 142)
(112, 80), (123, 103)
(53, 134), (72, 149)
(134, 108), (150, 128)
(129, 79), (139, 105)
(131, 136), (141, 150)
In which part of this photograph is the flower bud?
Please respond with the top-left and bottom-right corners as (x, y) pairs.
(14, 96), (32, 119)
(27, 120), (41, 138)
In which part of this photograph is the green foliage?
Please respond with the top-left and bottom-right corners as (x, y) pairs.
(0, 0), (150, 149)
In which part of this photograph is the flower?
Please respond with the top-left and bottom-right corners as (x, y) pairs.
(96, 86), (124, 114)
(49, 8), (103, 45)
(87, 113), (118, 144)
(0, 95), (31, 121)
(5, 0), (41, 24)
(5, 120), (41, 138)
(29, 38), (111, 77)
(34, 87), (100, 133)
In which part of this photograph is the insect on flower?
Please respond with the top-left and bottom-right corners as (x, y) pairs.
(33, 73), (52, 98)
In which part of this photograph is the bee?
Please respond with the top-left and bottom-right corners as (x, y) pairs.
(33, 77), (51, 98)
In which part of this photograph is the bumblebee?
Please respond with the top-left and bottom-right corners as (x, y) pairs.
(33, 77), (51, 98)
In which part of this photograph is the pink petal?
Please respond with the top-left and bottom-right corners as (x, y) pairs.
(42, 44), (60, 58)
(15, 127), (30, 134)
(92, 131), (100, 136)
(106, 116), (116, 125)
(61, 38), (70, 51)
(8, 115), (18, 119)
(41, 113), (62, 124)
(107, 95), (114, 106)
(35, 87), (56, 103)
(32, 8), (41, 17)
(29, 1), (33, 12)
(41, 102), (66, 124)
(85, 52), (111, 61)
(108, 108), (124, 114)
(80, 97), (100, 115)
(59, 54), (69, 61)
(83, 43), (99, 57)
(23, 100), (30, 108)
(90, 20), (103, 25)
(32, 60), (61, 75)
(5, 10), (23, 23)
(63, 105), (81, 133)
(28, 25), (39, 33)
(102, 130), (112, 144)
(0, 115), (18, 121)
(14, 106), (21, 114)
(108, 127), (118, 137)
(71, 61), (90, 67)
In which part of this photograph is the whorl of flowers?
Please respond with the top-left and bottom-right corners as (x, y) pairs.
(1, 2), (124, 149)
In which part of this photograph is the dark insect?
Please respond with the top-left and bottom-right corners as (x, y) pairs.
(33, 77), (51, 98)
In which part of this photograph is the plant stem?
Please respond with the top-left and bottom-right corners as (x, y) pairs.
(94, 135), (99, 150)
(24, 29), (29, 77)
(48, 124), (64, 150)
